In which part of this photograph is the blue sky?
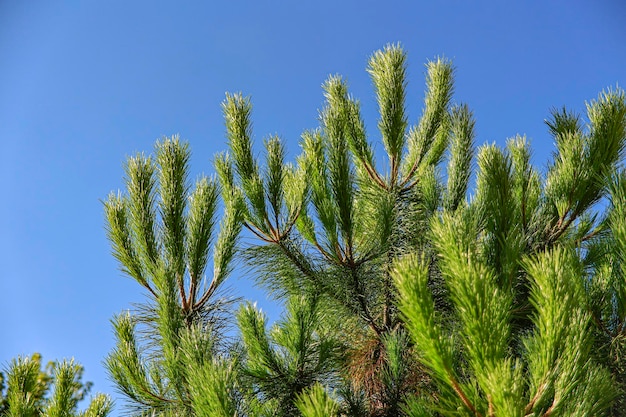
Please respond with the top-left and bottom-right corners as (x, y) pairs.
(1, 0), (624, 413)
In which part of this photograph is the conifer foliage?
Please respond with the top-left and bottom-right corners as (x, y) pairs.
(0, 354), (112, 417)
(104, 137), (243, 415)
(105, 44), (626, 416)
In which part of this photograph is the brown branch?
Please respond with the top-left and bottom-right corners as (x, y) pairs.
(575, 226), (603, 245)
(487, 396), (495, 417)
(270, 225), (281, 242)
(449, 373), (483, 417)
(177, 272), (188, 311)
(188, 271), (198, 308)
(312, 238), (343, 266)
(244, 222), (275, 243)
(278, 204), (303, 241)
(142, 282), (158, 299)
(543, 402), (556, 417)
(271, 192), (281, 239)
(544, 205), (580, 248)
(193, 278), (217, 311)
(546, 173), (591, 245)
(399, 154), (422, 189)
(263, 214), (278, 241)
(524, 382), (547, 416)
(390, 155), (399, 188)
(401, 177), (421, 193)
(137, 383), (175, 405)
(553, 214), (576, 241)
(335, 241), (347, 264)
(360, 157), (387, 189)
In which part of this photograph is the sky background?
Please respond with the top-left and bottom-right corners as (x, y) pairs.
(1, 0), (625, 414)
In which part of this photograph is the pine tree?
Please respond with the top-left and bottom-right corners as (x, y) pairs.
(236, 295), (340, 416)
(105, 45), (626, 416)
(103, 137), (243, 416)
(219, 44), (626, 416)
(0, 353), (112, 417)
(219, 44), (467, 415)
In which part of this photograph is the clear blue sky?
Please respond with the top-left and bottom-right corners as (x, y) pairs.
(1, 0), (624, 413)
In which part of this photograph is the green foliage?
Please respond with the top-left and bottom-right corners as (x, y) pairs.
(395, 84), (626, 415)
(443, 104), (475, 212)
(0, 354), (111, 417)
(104, 136), (243, 415)
(185, 353), (239, 417)
(104, 45), (626, 417)
(295, 383), (339, 417)
(220, 43), (470, 415)
(237, 296), (340, 417)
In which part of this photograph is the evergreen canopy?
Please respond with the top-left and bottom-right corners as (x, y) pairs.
(0, 354), (112, 417)
(104, 44), (626, 416)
